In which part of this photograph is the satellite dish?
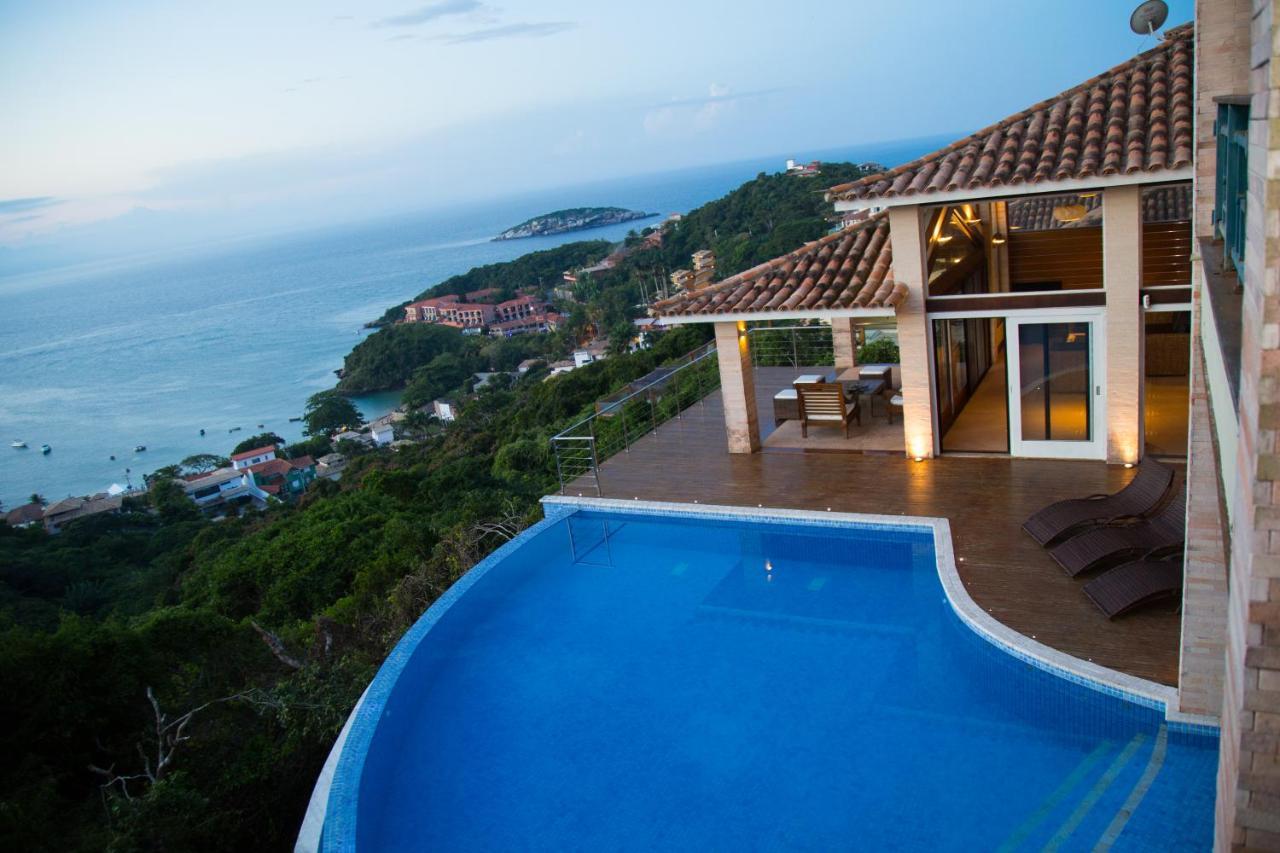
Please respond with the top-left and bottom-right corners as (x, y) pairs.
(1130, 0), (1169, 35)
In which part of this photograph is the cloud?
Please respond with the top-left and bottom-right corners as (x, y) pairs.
(5, 214), (44, 224)
(0, 196), (62, 215)
(643, 84), (784, 136)
(440, 21), (576, 44)
(371, 1), (484, 28)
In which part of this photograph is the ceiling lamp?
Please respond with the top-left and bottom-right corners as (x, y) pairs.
(1052, 203), (1088, 224)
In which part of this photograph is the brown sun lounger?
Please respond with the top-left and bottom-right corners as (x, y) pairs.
(1049, 491), (1185, 577)
(1083, 558), (1184, 619)
(1021, 458), (1174, 546)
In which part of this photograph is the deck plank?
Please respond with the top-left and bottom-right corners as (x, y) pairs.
(562, 377), (1181, 687)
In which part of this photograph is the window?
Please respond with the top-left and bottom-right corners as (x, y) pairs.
(1215, 102), (1249, 271)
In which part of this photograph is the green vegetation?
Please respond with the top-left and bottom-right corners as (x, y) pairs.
(857, 337), (900, 364)
(0, 159), (877, 851)
(655, 163), (869, 279)
(303, 392), (363, 436)
(232, 433), (286, 455)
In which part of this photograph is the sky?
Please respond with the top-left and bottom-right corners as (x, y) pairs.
(0, 0), (1195, 267)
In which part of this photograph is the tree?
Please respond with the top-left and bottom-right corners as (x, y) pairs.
(30, 493), (45, 506)
(304, 392), (362, 436)
(232, 433), (285, 455)
(180, 454), (229, 475)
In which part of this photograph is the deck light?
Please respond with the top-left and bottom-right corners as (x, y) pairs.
(1124, 462), (1135, 469)
(914, 456), (924, 462)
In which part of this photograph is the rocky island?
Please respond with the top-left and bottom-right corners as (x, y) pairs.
(494, 206), (656, 240)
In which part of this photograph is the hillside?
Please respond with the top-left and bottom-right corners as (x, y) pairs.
(495, 207), (656, 240)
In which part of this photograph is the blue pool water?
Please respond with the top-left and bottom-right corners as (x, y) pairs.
(325, 509), (1218, 851)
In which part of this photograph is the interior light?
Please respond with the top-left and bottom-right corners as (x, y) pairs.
(914, 456), (924, 463)
(1052, 203), (1087, 223)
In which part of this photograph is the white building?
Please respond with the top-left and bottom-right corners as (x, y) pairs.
(182, 468), (270, 511)
(230, 445), (277, 470)
(433, 400), (457, 422)
(370, 423), (395, 445)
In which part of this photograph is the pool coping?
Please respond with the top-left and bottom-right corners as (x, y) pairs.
(301, 496), (1217, 849)
(542, 496), (1218, 734)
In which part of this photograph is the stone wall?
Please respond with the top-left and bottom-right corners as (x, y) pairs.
(1213, 1), (1280, 848)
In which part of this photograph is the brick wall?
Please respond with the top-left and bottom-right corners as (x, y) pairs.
(1180, 322), (1229, 718)
(1212, 1), (1280, 849)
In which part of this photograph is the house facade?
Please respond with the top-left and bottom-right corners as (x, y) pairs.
(655, 25), (1196, 466)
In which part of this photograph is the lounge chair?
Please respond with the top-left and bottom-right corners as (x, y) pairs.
(1021, 458), (1174, 546)
(1083, 557), (1184, 619)
(1049, 491), (1185, 577)
(796, 382), (861, 438)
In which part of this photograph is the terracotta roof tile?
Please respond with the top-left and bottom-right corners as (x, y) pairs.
(828, 23), (1193, 203)
(652, 213), (905, 319)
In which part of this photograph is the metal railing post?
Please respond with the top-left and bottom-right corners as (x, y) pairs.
(552, 438), (566, 495)
(589, 435), (602, 496)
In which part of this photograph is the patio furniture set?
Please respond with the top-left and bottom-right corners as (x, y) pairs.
(772, 363), (904, 437)
(1021, 459), (1186, 619)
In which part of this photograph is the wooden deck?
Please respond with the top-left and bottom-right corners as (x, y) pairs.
(564, 375), (1182, 686)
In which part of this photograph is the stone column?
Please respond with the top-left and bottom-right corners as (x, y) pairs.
(887, 205), (935, 459)
(1103, 184), (1143, 465)
(714, 321), (760, 454)
(832, 317), (858, 372)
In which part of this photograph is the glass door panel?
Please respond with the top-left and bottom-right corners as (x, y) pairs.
(1008, 316), (1104, 459)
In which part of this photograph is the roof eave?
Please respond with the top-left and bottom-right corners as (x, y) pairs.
(655, 306), (897, 326)
(831, 167), (1194, 211)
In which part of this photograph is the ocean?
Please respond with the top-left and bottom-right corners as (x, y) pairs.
(0, 137), (946, 507)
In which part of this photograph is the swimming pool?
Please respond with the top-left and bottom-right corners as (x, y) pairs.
(314, 502), (1219, 851)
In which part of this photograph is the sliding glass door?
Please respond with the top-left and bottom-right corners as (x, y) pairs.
(1006, 315), (1106, 459)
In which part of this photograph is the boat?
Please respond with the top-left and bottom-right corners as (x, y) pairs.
(10, 440), (26, 448)
(257, 423), (265, 428)
(199, 428), (205, 436)
(40, 444), (50, 455)
(134, 445), (146, 453)
(288, 416), (303, 423)
(229, 427), (242, 433)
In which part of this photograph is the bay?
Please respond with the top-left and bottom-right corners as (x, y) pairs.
(0, 137), (946, 506)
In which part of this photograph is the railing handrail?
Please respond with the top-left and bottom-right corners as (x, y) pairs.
(551, 343), (718, 440)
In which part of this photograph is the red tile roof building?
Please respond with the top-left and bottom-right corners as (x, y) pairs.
(652, 213), (902, 319)
(827, 23), (1193, 205)
(404, 295), (460, 323)
(654, 26), (1194, 323)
